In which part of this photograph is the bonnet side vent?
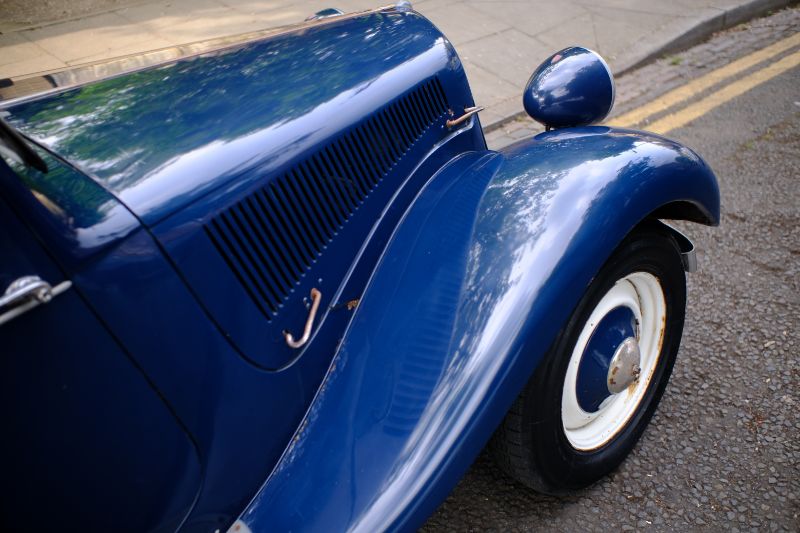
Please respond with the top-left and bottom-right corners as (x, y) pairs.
(205, 77), (449, 320)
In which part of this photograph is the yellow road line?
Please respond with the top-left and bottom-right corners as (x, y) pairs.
(646, 49), (800, 134)
(610, 32), (800, 128)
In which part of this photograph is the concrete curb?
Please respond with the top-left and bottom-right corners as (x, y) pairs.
(483, 0), (798, 133)
(617, 0), (797, 76)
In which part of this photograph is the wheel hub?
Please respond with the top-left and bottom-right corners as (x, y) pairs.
(606, 337), (641, 393)
(562, 272), (668, 450)
(573, 306), (637, 412)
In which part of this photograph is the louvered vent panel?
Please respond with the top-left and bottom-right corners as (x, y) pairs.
(205, 77), (450, 320)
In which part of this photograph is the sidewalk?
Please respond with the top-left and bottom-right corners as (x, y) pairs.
(0, 0), (793, 128)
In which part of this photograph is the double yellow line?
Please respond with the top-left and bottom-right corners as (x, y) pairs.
(609, 32), (800, 134)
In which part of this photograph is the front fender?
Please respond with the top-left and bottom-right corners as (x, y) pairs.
(234, 127), (719, 532)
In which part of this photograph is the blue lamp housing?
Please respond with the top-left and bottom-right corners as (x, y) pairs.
(523, 46), (615, 129)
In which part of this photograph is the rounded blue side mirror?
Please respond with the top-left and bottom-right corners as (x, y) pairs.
(523, 47), (615, 129)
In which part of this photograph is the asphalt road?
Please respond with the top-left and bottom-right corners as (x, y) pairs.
(425, 8), (800, 532)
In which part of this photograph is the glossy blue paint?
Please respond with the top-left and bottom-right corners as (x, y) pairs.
(4, 9), (465, 228)
(3, 7), (477, 374)
(523, 46), (615, 129)
(1, 6), (490, 529)
(0, 139), (140, 270)
(576, 306), (637, 412)
(0, 4), (721, 531)
(0, 190), (201, 532)
(69, 120), (484, 531)
(0, 145), (201, 531)
(236, 126), (719, 532)
(152, 79), (465, 370)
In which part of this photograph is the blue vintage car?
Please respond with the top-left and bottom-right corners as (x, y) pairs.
(0, 3), (719, 532)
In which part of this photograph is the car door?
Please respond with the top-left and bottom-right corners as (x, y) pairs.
(0, 186), (201, 531)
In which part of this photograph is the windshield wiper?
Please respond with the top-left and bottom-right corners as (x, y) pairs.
(0, 117), (48, 173)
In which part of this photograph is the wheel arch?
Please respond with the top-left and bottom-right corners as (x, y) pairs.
(232, 127), (720, 532)
(648, 199), (719, 226)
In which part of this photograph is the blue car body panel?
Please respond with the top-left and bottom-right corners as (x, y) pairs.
(0, 4), (720, 532)
(4, 10), (465, 228)
(523, 46), (615, 128)
(0, 191), (201, 531)
(64, 121), (483, 531)
(4, 8), (479, 375)
(237, 127), (719, 532)
(1, 8), (490, 529)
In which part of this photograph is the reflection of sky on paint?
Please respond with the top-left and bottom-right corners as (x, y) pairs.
(475, 149), (643, 361)
(110, 44), (445, 221)
(234, 119), (712, 532)
(1, 145), (138, 254)
(5, 13), (451, 223)
(533, 49), (593, 105)
(72, 202), (138, 247)
(348, 135), (664, 531)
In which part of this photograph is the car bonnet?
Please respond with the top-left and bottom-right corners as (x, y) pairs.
(2, 6), (460, 227)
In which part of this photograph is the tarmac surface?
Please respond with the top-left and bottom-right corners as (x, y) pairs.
(424, 8), (800, 531)
(1, 0), (794, 129)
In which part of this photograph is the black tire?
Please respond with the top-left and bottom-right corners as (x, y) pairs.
(490, 224), (687, 494)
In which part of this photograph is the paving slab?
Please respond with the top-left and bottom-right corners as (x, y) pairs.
(0, 33), (49, 69)
(419, 3), (510, 45)
(469, 1), (590, 37)
(23, 12), (173, 64)
(0, 0), (794, 128)
(459, 28), (548, 88)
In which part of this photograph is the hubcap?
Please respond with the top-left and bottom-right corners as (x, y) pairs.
(562, 272), (666, 450)
(607, 337), (641, 394)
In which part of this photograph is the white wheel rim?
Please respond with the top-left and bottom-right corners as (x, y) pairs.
(561, 272), (666, 451)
